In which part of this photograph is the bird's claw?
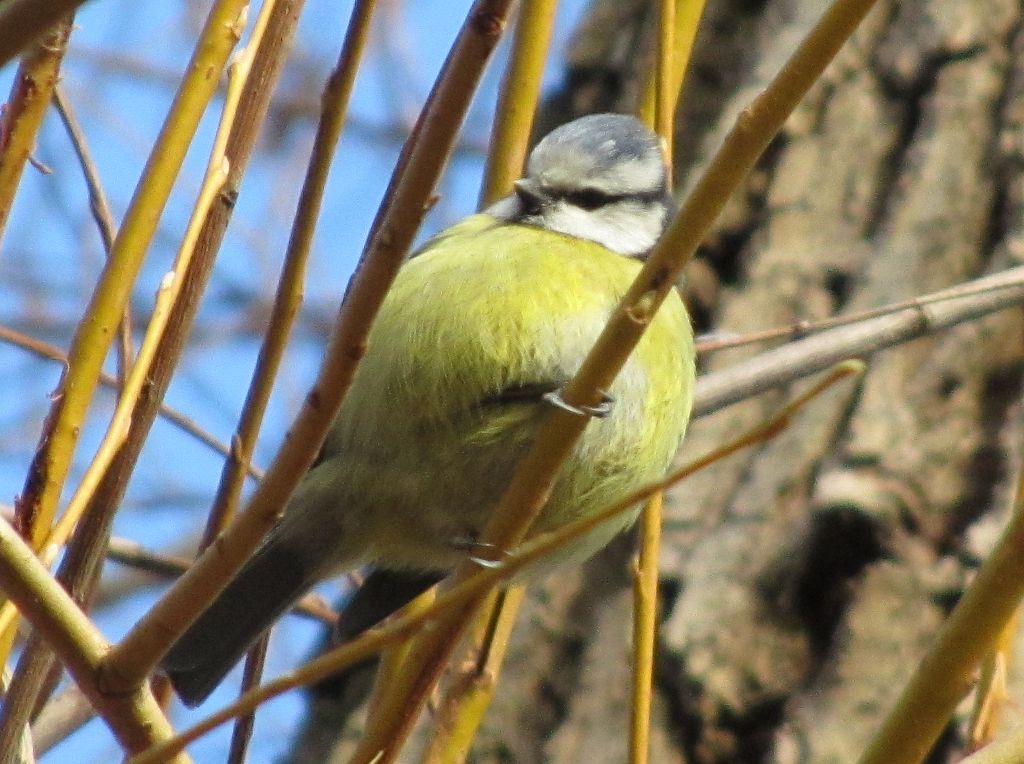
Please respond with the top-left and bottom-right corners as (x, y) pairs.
(449, 537), (509, 569)
(542, 389), (614, 418)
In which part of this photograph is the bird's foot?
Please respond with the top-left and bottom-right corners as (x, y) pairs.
(541, 388), (614, 418)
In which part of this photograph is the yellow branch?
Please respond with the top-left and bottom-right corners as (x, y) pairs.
(0, 519), (187, 761)
(639, 0), (709, 143)
(966, 609), (1018, 752)
(209, 2), (378, 752)
(202, 0), (377, 546)
(15, 0), (248, 552)
(478, 0), (558, 206)
(419, 586), (526, 763)
(859, 469), (1024, 763)
(629, 493), (663, 764)
(0, 17), (73, 246)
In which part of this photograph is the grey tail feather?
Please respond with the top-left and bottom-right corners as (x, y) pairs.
(161, 540), (313, 707)
(307, 568), (444, 702)
(335, 568), (445, 643)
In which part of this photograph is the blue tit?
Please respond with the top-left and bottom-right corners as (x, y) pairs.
(162, 113), (695, 707)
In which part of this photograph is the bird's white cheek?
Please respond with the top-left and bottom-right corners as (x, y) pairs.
(537, 204), (597, 242)
(542, 203), (662, 257)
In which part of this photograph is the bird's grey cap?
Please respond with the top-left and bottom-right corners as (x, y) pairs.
(526, 113), (666, 197)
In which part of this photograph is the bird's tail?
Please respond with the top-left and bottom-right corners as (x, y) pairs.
(161, 537), (315, 707)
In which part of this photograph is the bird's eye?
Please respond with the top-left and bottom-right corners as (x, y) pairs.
(564, 188), (612, 210)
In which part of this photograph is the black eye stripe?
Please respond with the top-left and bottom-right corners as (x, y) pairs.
(563, 188), (611, 209)
(555, 187), (667, 210)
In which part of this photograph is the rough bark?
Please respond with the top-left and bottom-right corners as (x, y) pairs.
(287, 0), (1024, 760)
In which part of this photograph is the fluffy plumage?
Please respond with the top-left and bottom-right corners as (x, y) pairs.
(162, 113), (695, 707)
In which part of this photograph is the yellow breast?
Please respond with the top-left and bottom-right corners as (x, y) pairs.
(326, 213), (695, 570)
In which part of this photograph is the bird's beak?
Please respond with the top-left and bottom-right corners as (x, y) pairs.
(513, 179), (547, 215)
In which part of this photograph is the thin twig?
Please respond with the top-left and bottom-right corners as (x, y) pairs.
(629, 0), (706, 754)
(14, 0), (247, 557)
(692, 266), (1024, 417)
(478, 0), (558, 206)
(52, 85), (134, 381)
(226, 636), (268, 764)
(29, 685), (93, 756)
(192, 0), (376, 754)
(966, 609), (1018, 752)
(629, 493), (662, 764)
(695, 278), (1024, 354)
(0, 323), (260, 479)
(103, 535), (337, 623)
(961, 726), (1024, 764)
(418, 586), (525, 763)
(201, 0), (304, 546)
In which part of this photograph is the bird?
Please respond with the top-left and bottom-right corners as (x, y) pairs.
(161, 112), (696, 707)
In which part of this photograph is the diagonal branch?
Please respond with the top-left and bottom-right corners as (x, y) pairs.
(0, 519), (187, 761)
(692, 267), (1024, 416)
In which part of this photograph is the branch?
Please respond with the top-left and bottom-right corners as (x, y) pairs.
(478, 0), (557, 206)
(0, 520), (186, 760)
(29, 684), (91, 755)
(692, 266), (1024, 416)
(0, 323), (259, 477)
(0, 16), (73, 247)
(858, 464), (1024, 762)
(53, 85), (134, 380)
